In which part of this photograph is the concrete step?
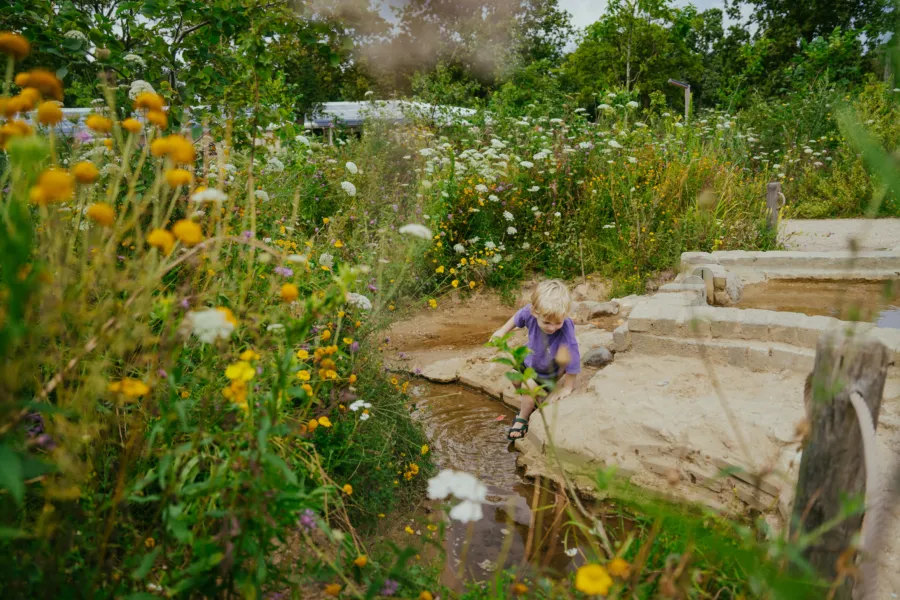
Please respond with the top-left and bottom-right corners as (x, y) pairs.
(631, 333), (817, 372)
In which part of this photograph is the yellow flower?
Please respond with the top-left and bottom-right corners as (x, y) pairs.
(103, 138), (113, 150)
(296, 370), (311, 381)
(343, 337), (353, 345)
(147, 109), (167, 129)
(144, 537), (156, 549)
(342, 483), (352, 495)
(428, 299), (437, 309)
(575, 564), (613, 596)
(334, 240), (343, 248)
(36, 101), (63, 126)
(421, 444), (429, 455)
(302, 383), (313, 395)
(321, 329), (332, 341)
(108, 378), (150, 398)
(353, 555), (367, 567)
(0, 119), (32, 150)
(225, 361), (255, 382)
(122, 118), (142, 134)
(324, 583), (341, 597)
(0, 32), (31, 60)
(15, 69), (63, 100)
(86, 114), (113, 133)
(280, 283), (299, 303)
(86, 203), (116, 227)
(153, 134), (195, 164)
(307, 419), (318, 432)
(31, 168), (74, 204)
(296, 349), (309, 360)
(349, 374), (357, 384)
(435, 265), (444, 274)
(409, 463), (419, 475)
(451, 280), (458, 288)
(419, 593), (434, 600)
(322, 217), (330, 224)
(72, 161), (99, 184)
(512, 583), (528, 595)
(165, 168), (192, 187)
(147, 228), (175, 254)
(608, 557), (631, 578)
(404, 525), (414, 534)
(469, 281), (476, 289)
(240, 349), (260, 361)
(172, 219), (203, 246)
(180, 390), (189, 399)
(318, 416), (333, 428)
(134, 92), (165, 111)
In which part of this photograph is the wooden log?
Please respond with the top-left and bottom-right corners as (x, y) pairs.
(791, 331), (889, 598)
(766, 182), (783, 230)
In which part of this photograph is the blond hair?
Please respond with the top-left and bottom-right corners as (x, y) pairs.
(530, 279), (572, 321)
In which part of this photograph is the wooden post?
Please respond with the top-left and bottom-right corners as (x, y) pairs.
(684, 86), (691, 122)
(791, 331), (889, 599)
(766, 182), (783, 230)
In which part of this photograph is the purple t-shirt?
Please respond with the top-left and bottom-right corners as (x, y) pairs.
(514, 305), (581, 377)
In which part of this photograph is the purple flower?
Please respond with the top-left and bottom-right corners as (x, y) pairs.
(391, 204), (399, 212)
(256, 366), (263, 375)
(158, 369), (168, 378)
(380, 579), (399, 596)
(75, 130), (92, 143)
(274, 266), (294, 277)
(350, 341), (359, 353)
(299, 509), (316, 530)
(242, 230), (254, 240)
(367, 283), (378, 293)
(180, 298), (190, 309)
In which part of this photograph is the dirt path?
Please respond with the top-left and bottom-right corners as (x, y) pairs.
(780, 218), (900, 251)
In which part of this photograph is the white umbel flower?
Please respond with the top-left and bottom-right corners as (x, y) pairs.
(349, 400), (372, 411)
(128, 80), (155, 100)
(345, 161), (358, 175)
(64, 30), (88, 42)
(503, 211), (514, 222)
(346, 292), (373, 311)
(123, 54), (146, 69)
(340, 181), (356, 196)
(254, 190), (269, 202)
(191, 188), (228, 203)
(453, 243), (466, 254)
(506, 227), (517, 235)
(398, 224), (432, 239)
(186, 309), (235, 344)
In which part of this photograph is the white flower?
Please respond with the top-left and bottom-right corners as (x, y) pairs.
(340, 181), (357, 196)
(521, 242), (530, 249)
(554, 212), (561, 217)
(475, 184), (489, 193)
(191, 188), (228, 203)
(453, 243), (466, 254)
(128, 80), (155, 100)
(64, 30), (88, 42)
(350, 400), (372, 411)
(346, 292), (373, 311)
(519, 160), (534, 169)
(295, 135), (311, 146)
(319, 253), (334, 268)
(345, 161), (358, 175)
(607, 92), (616, 98)
(608, 139), (623, 149)
(254, 190), (269, 202)
(422, 180), (433, 189)
(266, 323), (285, 332)
(565, 547), (578, 557)
(398, 224), (432, 239)
(186, 309), (235, 344)
(427, 469), (487, 503)
(449, 499), (483, 523)
(602, 223), (616, 229)
(419, 148), (434, 157)
(579, 141), (593, 149)
(527, 186), (540, 192)
(506, 227), (517, 235)
(359, 412), (370, 421)
(598, 103), (612, 111)
(286, 254), (308, 264)
(488, 194), (499, 202)
(626, 156), (637, 164)
(662, 112), (671, 117)
(626, 101), (639, 109)
(485, 241), (496, 250)
(123, 54), (146, 69)
(503, 211), (514, 222)
(265, 157), (285, 174)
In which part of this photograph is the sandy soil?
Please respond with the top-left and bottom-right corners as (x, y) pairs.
(780, 218), (900, 252)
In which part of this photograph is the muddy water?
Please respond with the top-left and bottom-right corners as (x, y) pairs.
(739, 280), (900, 328)
(409, 381), (588, 585)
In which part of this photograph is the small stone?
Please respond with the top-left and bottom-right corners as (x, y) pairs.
(657, 380), (669, 387)
(583, 347), (614, 368)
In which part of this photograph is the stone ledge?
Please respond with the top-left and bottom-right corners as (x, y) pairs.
(630, 333), (817, 372)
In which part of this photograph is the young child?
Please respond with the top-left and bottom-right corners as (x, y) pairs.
(490, 279), (581, 441)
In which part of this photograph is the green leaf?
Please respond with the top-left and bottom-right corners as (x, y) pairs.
(263, 453), (298, 486)
(505, 371), (524, 383)
(56, 66), (68, 80)
(0, 527), (27, 539)
(0, 445), (24, 505)
(132, 546), (161, 580)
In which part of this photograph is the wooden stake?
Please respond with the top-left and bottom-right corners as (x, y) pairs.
(766, 182), (783, 231)
(791, 331), (889, 599)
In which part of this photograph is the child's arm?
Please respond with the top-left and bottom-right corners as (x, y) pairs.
(490, 316), (519, 341)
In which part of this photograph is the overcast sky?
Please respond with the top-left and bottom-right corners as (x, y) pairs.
(560, 0), (733, 29)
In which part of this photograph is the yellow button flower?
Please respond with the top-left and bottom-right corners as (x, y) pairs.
(239, 349), (260, 361)
(0, 32), (31, 60)
(36, 101), (62, 125)
(307, 419), (319, 432)
(147, 228), (175, 254)
(341, 483), (352, 495)
(225, 361), (255, 382)
(296, 349), (309, 360)
(296, 370), (311, 381)
(575, 564), (612, 596)
(451, 280), (458, 288)
(353, 555), (367, 567)
(147, 109), (167, 129)
(324, 583), (341, 597)
(86, 114), (113, 133)
(108, 378), (150, 398)
(280, 283), (299, 303)
(165, 168), (192, 187)
(86, 203), (116, 227)
(172, 219), (203, 246)
(122, 118), (142, 134)
(31, 168), (74, 204)
(608, 557), (631, 578)
(72, 161), (99, 184)
(134, 92), (165, 111)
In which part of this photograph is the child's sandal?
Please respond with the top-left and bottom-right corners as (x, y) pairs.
(507, 416), (529, 441)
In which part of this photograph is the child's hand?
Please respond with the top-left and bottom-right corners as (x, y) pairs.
(489, 330), (502, 342)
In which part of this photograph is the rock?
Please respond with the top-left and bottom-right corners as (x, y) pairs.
(612, 323), (631, 352)
(583, 347), (614, 368)
(573, 300), (619, 323)
(419, 357), (465, 383)
(610, 295), (645, 317)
